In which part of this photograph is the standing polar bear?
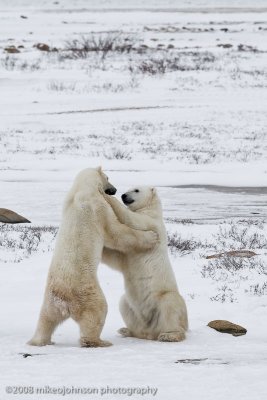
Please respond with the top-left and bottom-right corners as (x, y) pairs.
(28, 168), (158, 348)
(103, 186), (188, 342)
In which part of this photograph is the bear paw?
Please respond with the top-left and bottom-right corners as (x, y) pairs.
(27, 338), (55, 346)
(80, 338), (113, 348)
(118, 327), (132, 337)
(158, 331), (185, 342)
(142, 231), (159, 249)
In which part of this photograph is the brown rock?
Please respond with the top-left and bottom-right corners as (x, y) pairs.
(35, 43), (50, 52)
(0, 208), (31, 224)
(4, 46), (20, 54)
(208, 320), (247, 336)
(206, 250), (257, 259)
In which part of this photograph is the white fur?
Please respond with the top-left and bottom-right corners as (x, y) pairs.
(28, 170), (158, 348)
(103, 186), (188, 342)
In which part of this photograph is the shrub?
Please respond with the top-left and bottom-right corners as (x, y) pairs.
(0, 225), (58, 262)
(167, 232), (205, 255)
(103, 148), (132, 160)
(63, 34), (136, 59)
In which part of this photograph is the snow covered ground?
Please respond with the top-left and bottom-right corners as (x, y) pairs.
(0, 1), (267, 399)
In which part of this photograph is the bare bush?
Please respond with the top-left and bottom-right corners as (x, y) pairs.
(0, 225), (58, 262)
(167, 232), (206, 255)
(63, 34), (136, 59)
(91, 75), (139, 93)
(249, 282), (267, 296)
(236, 219), (266, 229)
(1, 56), (41, 71)
(165, 218), (194, 225)
(201, 220), (267, 302)
(210, 285), (236, 303)
(47, 81), (76, 92)
(2, 120), (266, 165)
(130, 52), (216, 75)
(201, 256), (266, 280)
(214, 223), (267, 251)
(135, 58), (168, 75)
(103, 148), (132, 160)
(201, 253), (267, 302)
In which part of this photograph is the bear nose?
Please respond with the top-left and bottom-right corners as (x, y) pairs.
(105, 187), (117, 195)
(121, 193), (127, 201)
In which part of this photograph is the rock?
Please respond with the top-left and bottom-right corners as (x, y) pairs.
(19, 352), (45, 358)
(217, 43), (233, 48)
(22, 353), (32, 358)
(206, 250), (257, 259)
(208, 320), (247, 336)
(175, 358), (208, 365)
(4, 45), (20, 54)
(238, 44), (258, 52)
(0, 208), (30, 224)
(35, 43), (50, 52)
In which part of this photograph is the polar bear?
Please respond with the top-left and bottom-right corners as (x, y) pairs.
(102, 186), (188, 342)
(28, 168), (158, 348)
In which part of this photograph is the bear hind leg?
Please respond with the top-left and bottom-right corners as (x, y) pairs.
(73, 295), (112, 348)
(28, 300), (68, 346)
(28, 318), (57, 346)
(78, 312), (112, 347)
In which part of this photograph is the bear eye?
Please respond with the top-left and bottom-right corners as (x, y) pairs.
(135, 189), (139, 193)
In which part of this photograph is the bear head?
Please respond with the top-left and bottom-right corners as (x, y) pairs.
(96, 166), (117, 195)
(74, 167), (117, 195)
(121, 186), (158, 211)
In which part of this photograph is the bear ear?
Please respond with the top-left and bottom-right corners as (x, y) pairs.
(97, 166), (102, 173)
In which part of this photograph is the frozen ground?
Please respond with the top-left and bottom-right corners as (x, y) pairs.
(0, 1), (267, 399)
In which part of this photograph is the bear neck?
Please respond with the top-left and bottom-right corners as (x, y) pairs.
(137, 195), (162, 217)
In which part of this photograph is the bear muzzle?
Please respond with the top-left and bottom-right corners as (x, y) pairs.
(121, 193), (134, 205)
(105, 185), (117, 195)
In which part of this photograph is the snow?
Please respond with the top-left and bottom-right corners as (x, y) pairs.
(1, 250), (267, 400)
(1, 1), (267, 399)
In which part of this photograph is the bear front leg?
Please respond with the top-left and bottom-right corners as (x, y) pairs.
(156, 292), (188, 343)
(104, 217), (158, 253)
(118, 295), (149, 340)
(102, 195), (129, 225)
(103, 194), (155, 231)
